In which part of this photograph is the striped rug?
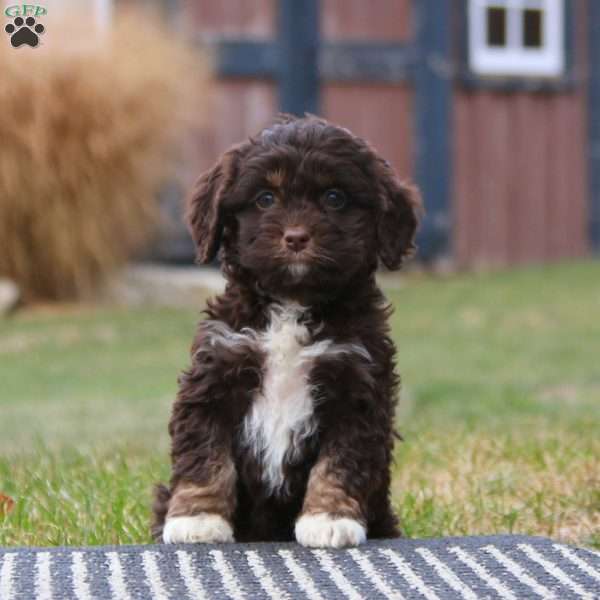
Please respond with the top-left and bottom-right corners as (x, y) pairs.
(1, 535), (599, 599)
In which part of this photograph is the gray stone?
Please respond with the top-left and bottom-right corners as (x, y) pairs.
(0, 278), (19, 315)
(102, 263), (225, 308)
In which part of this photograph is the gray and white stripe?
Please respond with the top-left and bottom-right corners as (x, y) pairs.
(278, 549), (324, 600)
(379, 548), (441, 600)
(553, 544), (600, 584)
(106, 551), (132, 600)
(484, 545), (556, 599)
(210, 549), (246, 600)
(245, 550), (291, 600)
(0, 552), (16, 599)
(176, 550), (207, 599)
(312, 549), (362, 600)
(348, 548), (404, 600)
(0, 535), (599, 600)
(71, 552), (92, 600)
(415, 547), (478, 600)
(449, 546), (518, 600)
(141, 551), (170, 600)
(35, 552), (52, 600)
(518, 543), (596, 600)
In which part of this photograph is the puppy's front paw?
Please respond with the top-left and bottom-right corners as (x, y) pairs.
(295, 513), (366, 548)
(163, 514), (234, 544)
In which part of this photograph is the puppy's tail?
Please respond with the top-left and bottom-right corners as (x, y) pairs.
(151, 483), (172, 542)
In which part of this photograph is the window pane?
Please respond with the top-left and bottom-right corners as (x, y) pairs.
(523, 9), (543, 48)
(486, 7), (507, 47)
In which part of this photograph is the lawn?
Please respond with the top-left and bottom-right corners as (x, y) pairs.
(0, 261), (599, 548)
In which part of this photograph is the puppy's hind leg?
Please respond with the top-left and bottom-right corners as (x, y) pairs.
(151, 484), (171, 541)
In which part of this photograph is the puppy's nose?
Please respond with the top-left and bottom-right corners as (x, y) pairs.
(283, 227), (310, 252)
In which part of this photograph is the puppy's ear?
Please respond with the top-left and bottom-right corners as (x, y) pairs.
(376, 161), (423, 270)
(186, 149), (240, 264)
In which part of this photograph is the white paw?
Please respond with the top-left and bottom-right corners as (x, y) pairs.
(295, 513), (366, 548)
(163, 514), (234, 544)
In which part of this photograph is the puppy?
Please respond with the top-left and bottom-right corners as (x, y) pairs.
(153, 115), (421, 548)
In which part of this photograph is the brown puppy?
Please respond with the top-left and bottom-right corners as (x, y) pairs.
(153, 115), (422, 548)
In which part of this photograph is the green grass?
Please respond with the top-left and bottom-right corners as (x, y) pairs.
(1, 261), (599, 547)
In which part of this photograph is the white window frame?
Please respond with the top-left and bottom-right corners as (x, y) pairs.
(468, 0), (565, 78)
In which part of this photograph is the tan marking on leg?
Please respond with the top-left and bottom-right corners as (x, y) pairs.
(296, 459), (367, 548)
(167, 459), (236, 521)
(301, 460), (364, 522)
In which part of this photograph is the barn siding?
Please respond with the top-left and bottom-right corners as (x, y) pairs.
(322, 84), (413, 178)
(321, 0), (411, 41)
(178, 0), (415, 179)
(163, 0), (591, 266)
(590, 0), (600, 252)
(183, 0), (276, 36)
(454, 90), (588, 267)
(321, 0), (414, 178)
(453, 1), (589, 266)
(182, 0), (278, 175)
(146, 1), (278, 261)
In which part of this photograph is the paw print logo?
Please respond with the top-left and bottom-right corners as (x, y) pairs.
(5, 16), (45, 48)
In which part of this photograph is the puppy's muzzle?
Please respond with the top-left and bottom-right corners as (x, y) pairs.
(283, 226), (311, 253)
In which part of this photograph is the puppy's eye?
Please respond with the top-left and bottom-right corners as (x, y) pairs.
(323, 189), (347, 210)
(256, 191), (276, 209)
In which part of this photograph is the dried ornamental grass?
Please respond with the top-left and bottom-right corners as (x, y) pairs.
(0, 16), (209, 301)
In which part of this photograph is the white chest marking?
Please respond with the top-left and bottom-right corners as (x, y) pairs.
(241, 303), (371, 496)
(242, 303), (316, 495)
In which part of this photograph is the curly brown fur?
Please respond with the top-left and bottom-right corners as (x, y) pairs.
(153, 115), (422, 546)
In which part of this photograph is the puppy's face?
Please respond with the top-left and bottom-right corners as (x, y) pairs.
(188, 117), (422, 297)
(226, 144), (383, 294)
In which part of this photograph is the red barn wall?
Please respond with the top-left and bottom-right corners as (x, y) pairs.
(180, 0), (278, 176)
(174, 0), (590, 267)
(452, 2), (589, 267)
(320, 0), (414, 180)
